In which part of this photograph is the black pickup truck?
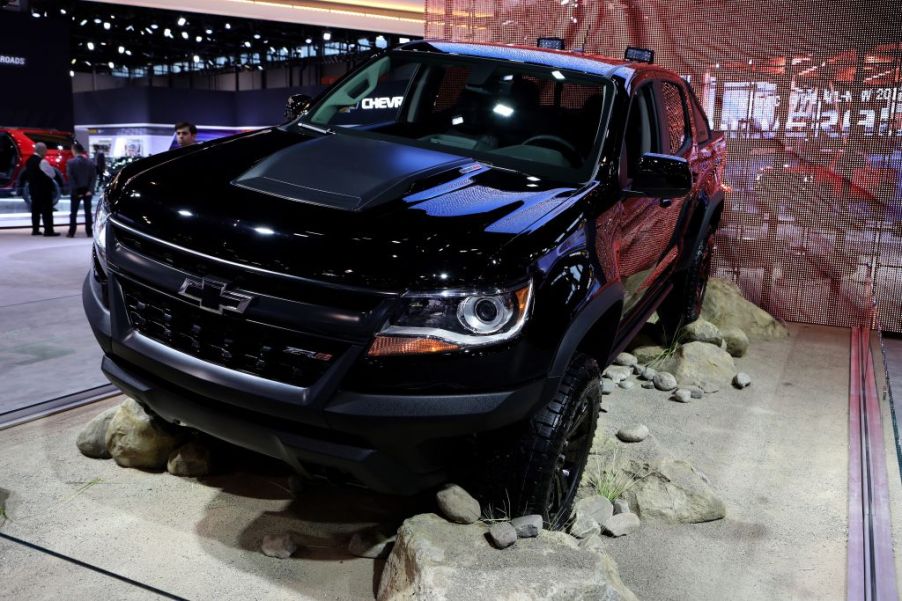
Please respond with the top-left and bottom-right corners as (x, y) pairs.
(84, 40), (726, 525)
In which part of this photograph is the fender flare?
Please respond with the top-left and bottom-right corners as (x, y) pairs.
(677, 190), (724, 271)
(548, 282), (624, 379)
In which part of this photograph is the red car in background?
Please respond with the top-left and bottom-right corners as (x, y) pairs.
(0, 127), (75, 197)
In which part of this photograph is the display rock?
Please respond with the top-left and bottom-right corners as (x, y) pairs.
(637, 366), (657, 381)
(653, 371), (678, 391)
(632, 345), (666, 366)
(720, 326), (750, 357)
(569, 512), (601, 539)
(261, 533), (298, 559)
(701, 278), (789, 341)
(660, 341), (736, 393)
(378, 513), (639, 601)
(613, 499), (630, 515)
(672, 389), (692, 403)
(76, 405), (119, 459)
(105, 398), (183, 469)
(601, 379), (615, 395)
(616, 424), (650, 443)
(167, 440), (212, 477)
(602, 513), (641, 537)
(613, 352), (638, 367)
(488, 521), (517, 549)
(603, 365), (633, 383)
(618, 380), (635, 390)
(681, 319), (723, 346)
(733, 372), (753, 389)
(510, 515), (543, 538)
(436, 484), (481, 524)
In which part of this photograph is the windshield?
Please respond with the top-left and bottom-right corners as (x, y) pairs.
(298, 51), (613, 182)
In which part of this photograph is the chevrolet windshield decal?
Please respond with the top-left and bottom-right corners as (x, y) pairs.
(178, 277), (253, 314)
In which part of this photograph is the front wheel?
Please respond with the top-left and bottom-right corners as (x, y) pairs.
(481, 353), (601, 529)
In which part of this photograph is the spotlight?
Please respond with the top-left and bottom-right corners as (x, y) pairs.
(193, 55), (201, 63)
(151, 23), (159, 29)
(195, 35), (202, 42)
(103, 22), (110, 30)
(225, 22), (231, 29)
(177, 17), (187, 26)
(108, 61), (115, 69)
(244, 41), (251, 48)
(164, 28), (172, 38)
(79, 19), (87, 26)
(205, 28), (212, 34)
(94, 18), (101, 24)
(399, 37), (410, 43)
(87, 42), (95, 50)
(253, 33), (261, 39)
(181, 31), (189, 40)
(69, 70), (74, 77)
(118, 46), (125, 54)
(305, 38), (312, 44)
(322, 32), (331, 41)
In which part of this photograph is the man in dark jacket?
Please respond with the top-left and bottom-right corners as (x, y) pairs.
(66, 142), (97, 237)
(20, 142), (61, 236)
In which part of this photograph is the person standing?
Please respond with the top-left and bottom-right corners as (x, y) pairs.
(175, 122), (198, 147)
(66, 142), (97, 237)
(93, 147), (106, 192)
(20, 142), (61, 236)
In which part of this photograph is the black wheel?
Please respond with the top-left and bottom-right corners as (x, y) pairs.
(480, 353), (601, 529)
(658, 225), (715, 343)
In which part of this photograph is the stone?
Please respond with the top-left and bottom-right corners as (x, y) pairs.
(574, 496), (614, 529)
(641, 381), (655, 389)
(510, 515), (543, 538)
(653, 371), (677, 391)
(76, 406), (118, 459)
(349, 526), (397, 559)
(613, 352), (638, 367)
(602, 365), (632, 383)
(379, 513), (638, 601)
(602, 513), (641, 537)
(701, 278), (789, 341)
(167, 440), (212, 477)
(488, 522), (517, 549)
(681, 319), (723, 346)
(618, 380), (635, 390)
(611, 436), (726, 523)
(632, 345), (666, 366)
(616, 424), (649, 443)
(578, 534), (605, 553)
(613, 499), (630, 515)
(659, 341), (736, 393)
(721, 327), (750, 357)
(689, 387), (704, 399)
(733, 372), (752, 389)
(600, 379), (615, 395)
(637, 366), (657, 381)
(672, 389), (692, 403)
(105, 398), (183, 469)
(568, 513), (601, 539)
(436, 484), (481, 524)
(261, 533), (297, 559)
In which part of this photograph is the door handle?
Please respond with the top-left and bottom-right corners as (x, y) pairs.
(659, 197), (673, 208)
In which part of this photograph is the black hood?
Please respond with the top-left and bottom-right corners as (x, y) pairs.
(110, 128), (582, 291)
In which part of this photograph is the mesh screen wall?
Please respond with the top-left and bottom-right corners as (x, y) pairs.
(425, 0), (902, 333)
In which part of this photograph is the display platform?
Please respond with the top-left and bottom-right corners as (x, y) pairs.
(2, 324), (899, 600)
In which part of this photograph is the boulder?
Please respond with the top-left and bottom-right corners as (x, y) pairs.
(569, 512), (601, 539)
(681, 319), (723, 346)
(378, 513), (639, 601)
(167, 440), (212, 477)
(701, 278), (788, 341)
(721, 327), (750, 357)
(632, 346), (666, 366)
(574, 496), (614, 530)
(436, 484), (481, 524)
(76, 405), (119, 459)
(603, 436), (726, 524)
(660, 341), (736, 393)
(488, 522), (517, 549)
(105, 398), (183, 469)
(349, 526), (397, 559)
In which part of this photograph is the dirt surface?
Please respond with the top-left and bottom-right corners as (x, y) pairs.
(0, 324), (864, 600)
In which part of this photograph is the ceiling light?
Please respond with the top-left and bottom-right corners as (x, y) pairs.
(205, 29), (212, 35)
(125, 25), (134, 31)
(87, 42), (95, 50)
(79, 19), (87, 26)
(244, 41), (251, 48)
(195, 35), (202, 42)
(69, 70), (74, 77)
(399, 37), (410, 43)
(193, 55), (201, 63)
(118, 46), (125, 54)
(493, 103), (515, 117)
(94, 18), (101, 24)
(108, 62), (115, 69)
(225, 23), (231, 29)
(181, 31), (189, 40)
(103, 22), (111, 30)
(305, 38), (312, 44)
(551, 70), (565, 80)
(125, 50), (132, 56)
(253, 33), (261, 39)
(151, 23), (158, 29)
(60, 8), (66, 14)
(323, 32), (332, 41)
(177, 17), (187, 26)
(164, 28), (172, 38)
(71, 58), (76, 64)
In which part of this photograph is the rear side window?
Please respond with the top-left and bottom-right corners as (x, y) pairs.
(659, 81), (689, 154)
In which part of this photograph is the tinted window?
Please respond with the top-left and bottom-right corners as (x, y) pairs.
(660, 81), (689, 154)
(624, 85), (660, 177)
(24, 132), (73, 150)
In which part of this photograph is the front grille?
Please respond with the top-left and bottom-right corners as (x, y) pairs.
(120, 278), (346, 387)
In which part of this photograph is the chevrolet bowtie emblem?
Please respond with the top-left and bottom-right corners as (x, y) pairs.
(178, 277), (253, 314)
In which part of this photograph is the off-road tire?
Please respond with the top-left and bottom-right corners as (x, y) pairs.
(480, 353), (601, 529)
(658, 225), (715, 343)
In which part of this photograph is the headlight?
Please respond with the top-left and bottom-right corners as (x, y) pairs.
(369, 281), (533, 357)
(93, 198), (110, 264)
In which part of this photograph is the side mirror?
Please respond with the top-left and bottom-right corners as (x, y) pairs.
(285, 94), (313, 120)
(627, 153), (692, 198)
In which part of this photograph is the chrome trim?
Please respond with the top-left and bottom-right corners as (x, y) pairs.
(109, 217), (398, 297)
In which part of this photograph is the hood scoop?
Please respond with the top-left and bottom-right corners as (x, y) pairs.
(232, 133), (469, 212)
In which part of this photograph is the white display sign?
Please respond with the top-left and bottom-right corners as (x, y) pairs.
(0, 54), (26, 67)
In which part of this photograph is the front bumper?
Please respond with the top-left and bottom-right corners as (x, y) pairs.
(84, 271), (552, 494)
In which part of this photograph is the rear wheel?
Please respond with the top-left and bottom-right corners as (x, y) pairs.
(480, 353), (601, 528)
(658, 225), (715, 343)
